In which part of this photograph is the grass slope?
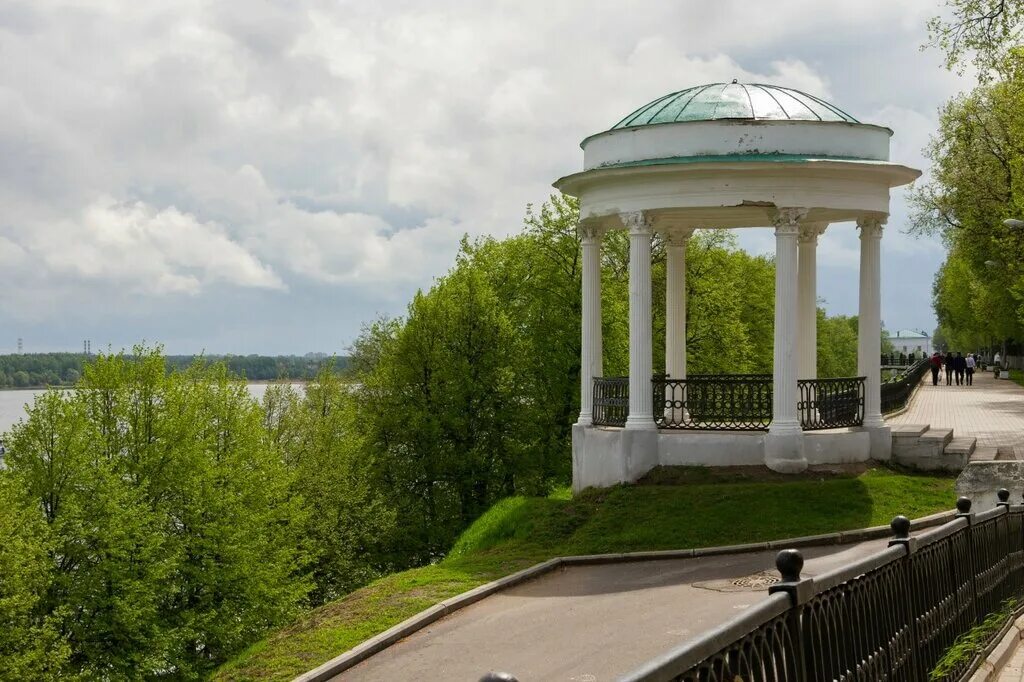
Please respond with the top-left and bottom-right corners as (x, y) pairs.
(215, 466), (954, 681)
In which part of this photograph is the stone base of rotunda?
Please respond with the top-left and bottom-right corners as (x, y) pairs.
(866, 424), (893, 461)
(765, 428), (808, 474)
(572, 424), (883, 493)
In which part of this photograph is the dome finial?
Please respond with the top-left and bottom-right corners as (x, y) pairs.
(731, 78), (738, 84)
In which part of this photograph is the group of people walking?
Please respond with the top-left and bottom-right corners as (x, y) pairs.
(929, 351), (977, 386)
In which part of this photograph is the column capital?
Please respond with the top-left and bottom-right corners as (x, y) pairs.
(577, 223), (606, 243)
(799, 222), (827, 244)
(772, 207), (809, 235)
(662, 227), (694, 247)
(857, 215), (886, 239)
(621, 211), (654, 236)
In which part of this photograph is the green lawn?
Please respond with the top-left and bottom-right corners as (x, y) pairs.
(214, 465), (955, 681)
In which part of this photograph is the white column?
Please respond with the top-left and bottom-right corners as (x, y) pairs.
(577, 224), (604, 424)
(624, 211), (656, 430)
(770, 208), (807, 436)
(858, 216), (885, 428)
(797, 224), (825, 380)
(665, 229), (691, 424)
(665, 229), (691, 381)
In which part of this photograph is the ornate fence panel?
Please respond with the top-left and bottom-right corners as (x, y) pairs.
(618, 497), (1024, 682)
(796, 377), (865, 430)
(972, 508), (1013, 622)
(592, 376), (629, 427)
(654, 375), (773, 431)
(906, 521), (973, 679)
(800, 547), (915, 681)
(624, 592), (802, 682)
(593, 369), (908, 429)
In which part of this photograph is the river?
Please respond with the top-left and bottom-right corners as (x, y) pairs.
(0, 383), (297, 436)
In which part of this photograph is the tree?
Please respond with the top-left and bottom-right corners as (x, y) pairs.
(355, 265), (524, 562)
(817, 312), (859, 378)
(0, 474), (68, 681)
(911, 48), (1024, 348)
(927, 0), (1024, 77)
(263, 370), (397, 604)
(3, 348), (307, 679)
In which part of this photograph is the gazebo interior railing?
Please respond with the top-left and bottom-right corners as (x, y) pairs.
(593, 375), (868, 431)
(657, 375), (773, 431)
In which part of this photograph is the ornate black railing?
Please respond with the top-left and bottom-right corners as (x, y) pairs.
(595, 375), (869, 431)
(592, 376), (629, 427)
(655, 376), (772, 431)
(797, 376), (865, 430)
(882, 358), (930, 414)
(619, 495), (1024, 682)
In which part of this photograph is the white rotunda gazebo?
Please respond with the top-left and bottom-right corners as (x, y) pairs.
(554, 81), (921, 492)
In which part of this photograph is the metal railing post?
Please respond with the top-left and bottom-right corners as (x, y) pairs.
(768, 549), (812, 681)
(956, 497), (982, 625)
(889, 515), (923, 679)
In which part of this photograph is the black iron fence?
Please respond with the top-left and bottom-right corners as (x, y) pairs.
(655, 375), (772, 431)
(594, 375), (868, 431)
(619, 494), (1024, 682)
(882, 354), (925, 367)
(593, 376), (629, 427)
(882, 358), (930, 414)
(797, 376), (865, 430)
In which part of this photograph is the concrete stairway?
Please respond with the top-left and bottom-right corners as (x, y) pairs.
(891, 423), (976, 472)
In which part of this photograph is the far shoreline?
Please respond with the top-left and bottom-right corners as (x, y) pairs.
(0, 379), (314, 392)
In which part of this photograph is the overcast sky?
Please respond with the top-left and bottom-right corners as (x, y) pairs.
(0, 1), (968, 355)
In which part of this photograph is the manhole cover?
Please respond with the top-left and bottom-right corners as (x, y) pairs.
(695, 570), (780, 593)
(731, 571), (780, 589)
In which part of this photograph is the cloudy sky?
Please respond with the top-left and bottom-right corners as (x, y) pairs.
(0, 1), (967, 355)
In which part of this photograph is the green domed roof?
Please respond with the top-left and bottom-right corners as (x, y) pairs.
(612, 82), (859, 129)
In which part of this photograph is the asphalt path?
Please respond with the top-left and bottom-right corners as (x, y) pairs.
(333, 537), (889, 681)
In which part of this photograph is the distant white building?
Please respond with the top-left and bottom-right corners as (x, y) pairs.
(886, 329), (931, 356)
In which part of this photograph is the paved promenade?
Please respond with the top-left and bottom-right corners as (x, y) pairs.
(333, 538), (890, 681)
(1000, 645), (1024, 681)
(888, 370), (1024, 454)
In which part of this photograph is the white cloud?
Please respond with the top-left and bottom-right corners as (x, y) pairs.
(39, 198), (284, 295)
(0, 0), (972, 350)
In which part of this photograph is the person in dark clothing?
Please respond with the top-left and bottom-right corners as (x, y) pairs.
(930, 351), (943, 386)
(945, 352), (954, 385)
(954, 352), (966, 385)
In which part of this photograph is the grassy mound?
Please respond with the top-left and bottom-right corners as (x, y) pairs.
(214, 466), (954, 681)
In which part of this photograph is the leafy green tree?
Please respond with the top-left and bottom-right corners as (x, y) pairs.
(817, 312), (859, 378)
(3, 348), (307, 679)
(927, 0), (1024, 76)
(912, 48), (1024, 349)
(0, 474), (68, 681)
(461, 195), (595, 484)
(355, 265), (524, 561)
(263, 370), (397, 604)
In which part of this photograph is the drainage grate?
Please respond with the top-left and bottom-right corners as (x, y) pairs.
(695, 570), (781, 592)
(731, 571), (780, 589)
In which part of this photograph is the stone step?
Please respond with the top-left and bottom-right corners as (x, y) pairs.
(995, 446), (1021, 461)
(892, 424), (930, 439)
(920, 427), (954, 448)
(971, 446), (999, 462)
(945, 437), (977, 456)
